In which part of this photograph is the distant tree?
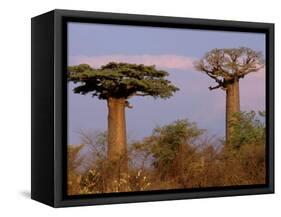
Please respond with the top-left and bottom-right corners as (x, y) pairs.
(68, 62), (179, 175)
(133, 119), (204, 182)
(194, 48), (264, 142)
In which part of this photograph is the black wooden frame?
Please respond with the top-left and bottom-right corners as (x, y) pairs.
(31, 9), (274, 207)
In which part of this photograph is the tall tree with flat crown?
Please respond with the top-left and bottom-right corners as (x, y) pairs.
(68, 62), (179, 174)
(194, 47), (264, 143)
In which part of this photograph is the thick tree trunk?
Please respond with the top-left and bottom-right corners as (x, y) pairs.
(107, 97), (128, 175)
(225, 78), (240, 143)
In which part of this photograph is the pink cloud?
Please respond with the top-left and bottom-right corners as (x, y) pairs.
(69, 54), (195, 70)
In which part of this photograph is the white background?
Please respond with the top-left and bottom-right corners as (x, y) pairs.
(0, 0), (279, 216)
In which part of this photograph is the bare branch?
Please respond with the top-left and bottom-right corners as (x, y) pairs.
(238, 64), (264, 78)
(208, 83), (223, 91)
(205, 71), (223, 84)
(195, 57), (232, 81)
(195, 47), (264, 82)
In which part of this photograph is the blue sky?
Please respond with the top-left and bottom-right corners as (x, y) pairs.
(67, 22), (266, 144)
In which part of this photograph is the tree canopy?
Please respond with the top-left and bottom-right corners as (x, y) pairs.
(132, 119), (204, 167)
(194, 47), (264, 90)
(68, 62), (179, 100)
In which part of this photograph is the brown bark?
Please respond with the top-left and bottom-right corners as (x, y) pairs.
(225, 78), (240, 143)
(107, 97), (128, 175)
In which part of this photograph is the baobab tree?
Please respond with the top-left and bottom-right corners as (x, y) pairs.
(194, 47), (264, 143)
(68, 62), (179, 175)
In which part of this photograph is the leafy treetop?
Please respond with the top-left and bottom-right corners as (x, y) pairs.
(68, 62), (179, 100)
(132, 119), (204, 165)
(194, 47), (264, 90)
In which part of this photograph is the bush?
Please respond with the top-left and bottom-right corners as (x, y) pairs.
(67, 112), (266, 194)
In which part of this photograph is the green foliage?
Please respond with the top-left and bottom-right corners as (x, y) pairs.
(229, 111), (265, 150)
(132, 119), (204, 182)
(150, 119), (204, 165)
(133, 119), (203, 165)
(68, 62), (179, 100)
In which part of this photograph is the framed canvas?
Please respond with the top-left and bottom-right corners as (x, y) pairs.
(31, 9), (274, 207)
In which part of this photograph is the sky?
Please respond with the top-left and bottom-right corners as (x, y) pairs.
(67, 22), (266, 145)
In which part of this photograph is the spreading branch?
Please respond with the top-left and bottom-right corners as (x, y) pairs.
(68, 62), (179, 100)
(194, 47), (264, 91)
(208, 83), (223, 90)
